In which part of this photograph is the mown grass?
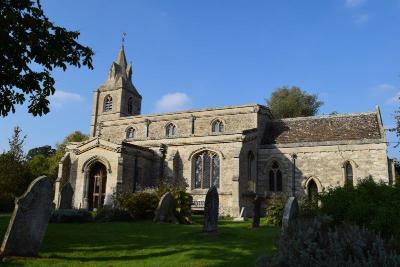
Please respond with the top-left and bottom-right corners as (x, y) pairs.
(0, 215), (279, 267)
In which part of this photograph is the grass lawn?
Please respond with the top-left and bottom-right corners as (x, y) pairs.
(0, 215), (279, 267)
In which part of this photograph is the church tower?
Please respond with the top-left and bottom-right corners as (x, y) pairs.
(90, 46), (142, 137)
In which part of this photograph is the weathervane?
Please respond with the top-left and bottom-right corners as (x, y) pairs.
(122, 32), (127, 47)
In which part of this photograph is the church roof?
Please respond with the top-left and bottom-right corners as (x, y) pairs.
(263, 111), (383, 144)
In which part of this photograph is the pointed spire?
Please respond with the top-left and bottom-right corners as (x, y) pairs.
(116, 46), (127, 69)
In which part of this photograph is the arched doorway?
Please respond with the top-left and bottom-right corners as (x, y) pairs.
(307, 179), (318, 202)
(88, 162), (107, 210)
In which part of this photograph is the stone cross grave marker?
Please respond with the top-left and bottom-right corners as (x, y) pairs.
(0, 176), (53, 257)
(203, 186), (219, 233)
(282, 196), (299, 232)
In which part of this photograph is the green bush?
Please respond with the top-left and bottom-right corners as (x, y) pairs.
(173, 190), (193, 224)
(265, 194), (286, 226)
(155, 181), (193, 224)
(114, 191), (159, 220)
(0, 194), (15, 213)
(318, 176), (400, 240)
(94, 206), (131, 222)
(50, 209), (93, 223)
(270, 216), (400, 267)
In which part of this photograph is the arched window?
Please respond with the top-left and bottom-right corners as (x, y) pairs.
(212, 120), (224, 133)
(126, 127), (135, 139)
(127, 97), (133, 114)
(307, 179), (318, 201)
(269, 161), (282, 192)
(193, 151), (220, 189)
(166, 123), (177, 137)
(345, 161), (353, 186)
(104, 95), (112, 112)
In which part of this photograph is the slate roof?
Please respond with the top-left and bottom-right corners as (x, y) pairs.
(263, 112), (383, 144)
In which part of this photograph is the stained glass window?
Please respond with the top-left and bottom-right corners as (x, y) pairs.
(269, 161), (282, 192)
(193, 151), (220, 189)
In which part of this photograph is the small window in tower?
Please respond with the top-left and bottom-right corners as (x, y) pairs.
(212, 119), (224, 133)
(127, 97), (133, 114)
(166, 123), (177, 137)
(126, 127), (135, 139)
(104, 95), (113, 112)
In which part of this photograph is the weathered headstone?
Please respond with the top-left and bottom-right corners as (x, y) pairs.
(58, 182), (74, 209)
(153, 192), (178, 223)
(233, 207), (247, 221)
(0, 176), (53, 257)
(282, 196), (299, 232)
(252, 196), (263, 228)
(203, 186), (219, 233)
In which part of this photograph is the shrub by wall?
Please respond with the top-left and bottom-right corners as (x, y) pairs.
(270, 216), (400, 267)
(318, 176), (400, 240)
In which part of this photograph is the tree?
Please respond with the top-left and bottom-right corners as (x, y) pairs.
(8, 126), (26, 161)
(267, 86), (323, 119)
(0, 0), (94, 117)
(48, 131), (89, 176)
(28, 154), (52, 178)
(26, 145), (55, 161)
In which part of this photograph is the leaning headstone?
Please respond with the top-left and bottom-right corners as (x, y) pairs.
(0, 176), (53, 257)
(153, 192), (178, 223)
(252, 196), (263, 228)
(282, 196), (299, 232)
(58, 182), (74, 209)
(233, 207), (247, 221)
(203, 186), (219, 233)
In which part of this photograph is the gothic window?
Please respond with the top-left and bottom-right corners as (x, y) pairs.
(166, 123), (177, 137)
(193, 151), (220, 189)
(269, 161), (282, 192)
(344, 161), (353, 186)
(307, 179), (318, 202)
(127, 97), (133, 114)
(104, 95), (113, 112)
(126, 127), (135, 139)
(212, 120), (224, 133)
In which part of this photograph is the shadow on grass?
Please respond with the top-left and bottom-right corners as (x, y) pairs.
(0, 216), (279, 267)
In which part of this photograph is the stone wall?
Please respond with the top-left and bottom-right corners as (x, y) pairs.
(257, 142), (390, 196)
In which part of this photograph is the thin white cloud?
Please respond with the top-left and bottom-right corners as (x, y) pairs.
(49, 90), (83, 108)
(386, 91), (400, 105)
(346, 0), (365, 8)
(155, 92), (192, 113)
(371, 84), (396, 94)
(354, 13), (369, 25)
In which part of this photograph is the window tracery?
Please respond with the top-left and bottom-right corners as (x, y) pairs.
(193, 150), (220, 189)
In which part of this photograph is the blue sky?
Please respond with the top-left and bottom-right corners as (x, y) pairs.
(1, 0), (400, 158)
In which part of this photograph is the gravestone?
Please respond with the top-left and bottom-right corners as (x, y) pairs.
(233, 207), (247, 221)
(282, 196), (299, 232)
(0, 176), (53, 257)
(58, 182), (74, 209)
(153, 192), (178, 223)
(203, 186), (219, 233)
(252, 196), (263, 228)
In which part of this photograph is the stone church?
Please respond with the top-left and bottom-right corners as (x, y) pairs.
(54, 47), (395, 216)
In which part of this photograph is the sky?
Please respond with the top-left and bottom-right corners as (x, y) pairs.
(1, 0), (400, 158)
